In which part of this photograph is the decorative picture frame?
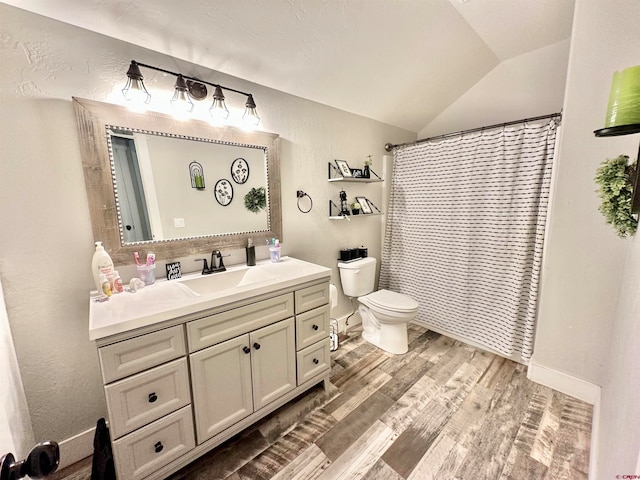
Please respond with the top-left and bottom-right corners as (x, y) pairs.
(214, 179), (234, 206)
(230, 157), (249, 184)
(355, 196), (373, 214)
(335, 159), (352, 178)
(189, 161), (205, 189)
(165, 261), (182, 280)
(350, 168), (363, 178)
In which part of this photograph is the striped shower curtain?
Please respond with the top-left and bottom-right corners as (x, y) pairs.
(379, 118), (558, 364)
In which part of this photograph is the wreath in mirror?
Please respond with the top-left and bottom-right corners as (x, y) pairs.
(244, 187), (267, 213)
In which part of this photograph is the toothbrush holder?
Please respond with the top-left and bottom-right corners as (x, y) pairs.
(269, 246), (281, 263)
(137, 264), (156, 285)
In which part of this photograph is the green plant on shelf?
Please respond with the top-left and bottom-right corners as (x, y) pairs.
(594, 154), (638, 237)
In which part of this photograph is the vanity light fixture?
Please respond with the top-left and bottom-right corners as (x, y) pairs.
(243, 94), (261, 127)
(121, 60), (260, 126)
(209, 86), (230, 121)
(171, 75), (194, 114)
(121, 61), (151, 104)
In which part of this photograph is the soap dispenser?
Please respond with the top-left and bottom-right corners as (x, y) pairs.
(246, 238), (256, 266)
(91, 241), (114, 293)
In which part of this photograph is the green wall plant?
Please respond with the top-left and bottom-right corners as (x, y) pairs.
(594, 154), (638, 237)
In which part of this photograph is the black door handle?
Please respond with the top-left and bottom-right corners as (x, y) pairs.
(243, 346), (251, 354)
(312, 324), (319, 330)
(313, 358), (319, 364)
(253, 342), (261, 350)
(154, 441), (163, 453)
(148, 393), (158, 403)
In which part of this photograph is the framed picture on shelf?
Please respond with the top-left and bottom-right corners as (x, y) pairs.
(356, 196), (373, 214)
(350, 168), (363, 178)
(335, 159), (352, 178)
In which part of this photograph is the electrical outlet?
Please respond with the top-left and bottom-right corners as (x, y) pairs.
(174, 218), (185, 228)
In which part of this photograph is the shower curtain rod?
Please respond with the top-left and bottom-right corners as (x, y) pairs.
(384, 111), (562, 152)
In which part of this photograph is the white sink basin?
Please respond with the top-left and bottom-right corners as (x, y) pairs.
(177, 267), (278, 295)
(89, 257), (331, 341)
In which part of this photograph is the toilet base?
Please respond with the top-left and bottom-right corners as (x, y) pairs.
(360, 309), (409, 355)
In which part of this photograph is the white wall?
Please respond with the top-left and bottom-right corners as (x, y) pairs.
(532, 0), (640, 388)
(0, 4), (415, 464)
(0, 278), (35, 459)
(547, 1), (640, 477)
(418, 39), (570, 138)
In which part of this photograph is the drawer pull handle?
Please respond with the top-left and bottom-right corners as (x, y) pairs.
(243, 346), (251, 354)
(154, 441), (163, 453)
(148, 393), (158, 403)
(312, 324), (319, 331)
(313, 358), (319, 364)
(253, 342), (261, 350)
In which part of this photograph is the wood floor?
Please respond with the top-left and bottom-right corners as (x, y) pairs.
(53, 324), (593, 480)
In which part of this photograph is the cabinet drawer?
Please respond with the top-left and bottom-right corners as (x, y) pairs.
(105, 358), (191, 439)
(296, 339), (331, 385)
(187, 293), (294, 352)
(295, 283), (329, 314)
(99, 326), (186, 383)
(295, 305), (330, 350)
(113, 406), (195, 480)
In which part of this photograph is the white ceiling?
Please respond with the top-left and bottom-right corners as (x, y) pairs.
(2, 0), (575, 133)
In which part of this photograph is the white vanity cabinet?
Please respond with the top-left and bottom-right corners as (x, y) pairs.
(94, 272), (331, 480)
(189, 317), (296, 443)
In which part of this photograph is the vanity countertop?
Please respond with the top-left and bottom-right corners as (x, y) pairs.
(89, 257), (331, 341)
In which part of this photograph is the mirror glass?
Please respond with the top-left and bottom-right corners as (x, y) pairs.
(73, 97), (281, 265)
(108, 128), (269, 243)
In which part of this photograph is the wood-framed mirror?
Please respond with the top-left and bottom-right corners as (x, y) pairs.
(73, 97), (281, 265)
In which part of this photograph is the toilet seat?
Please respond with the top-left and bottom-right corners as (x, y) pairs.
(362, 289), (419, 313)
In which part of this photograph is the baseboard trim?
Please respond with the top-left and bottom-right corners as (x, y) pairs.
(58, 425), (95, 469)
(588, 387), (601, 480)
(527, 358), (600, 404)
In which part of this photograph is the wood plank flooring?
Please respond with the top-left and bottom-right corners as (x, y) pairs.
(53, 324), (592, 479)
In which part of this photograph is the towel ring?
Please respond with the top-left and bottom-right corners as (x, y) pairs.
(296, 190), (313, 213)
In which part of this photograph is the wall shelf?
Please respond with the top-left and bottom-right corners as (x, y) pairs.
(329, 213), (382, 220)
(327, 162), (382, 182)
(327, 177), (383, 183)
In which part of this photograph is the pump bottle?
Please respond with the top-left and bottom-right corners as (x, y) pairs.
(91, 241), (115, 292)
(246, 239), (256, 266)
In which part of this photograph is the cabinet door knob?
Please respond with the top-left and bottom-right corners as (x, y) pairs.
(148, 393), (158, 403)
(243, 346), (251, 354)
(253, 342), (261, 350)
(313, 358), (319, 364)
(154, 441), (163, 453)
(312, 324), (319, 331)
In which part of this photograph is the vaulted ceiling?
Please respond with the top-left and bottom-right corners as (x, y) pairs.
(2, 0), (575, 132)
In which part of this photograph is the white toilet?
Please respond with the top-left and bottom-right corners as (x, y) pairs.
(338, 257), (419, 354)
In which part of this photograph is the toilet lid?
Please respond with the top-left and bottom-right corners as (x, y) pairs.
(365, 289), (418, 312)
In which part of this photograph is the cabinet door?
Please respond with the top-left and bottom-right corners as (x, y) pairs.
(250, 318), (296, 410)
(190, 335), (253, 444)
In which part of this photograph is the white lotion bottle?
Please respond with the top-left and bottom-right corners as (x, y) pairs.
(92, 241), (115, 292)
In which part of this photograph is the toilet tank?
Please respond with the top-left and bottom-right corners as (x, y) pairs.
(338, 257), (377, 297)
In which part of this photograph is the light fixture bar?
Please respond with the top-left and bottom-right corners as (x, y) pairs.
(124, 60), (260, 126)
(131, 61), (253, 98)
